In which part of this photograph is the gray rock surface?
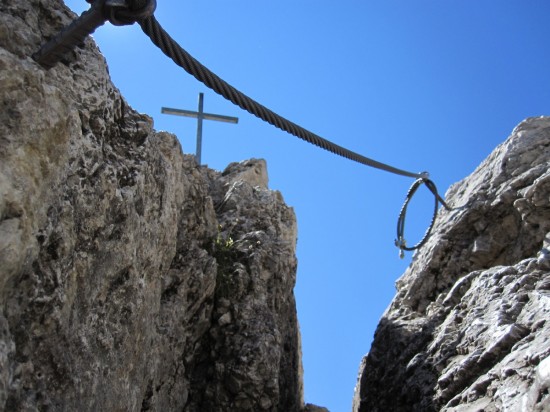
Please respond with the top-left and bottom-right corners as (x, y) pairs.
(353, 117), (550, 411)
(0, 1), (312, 411)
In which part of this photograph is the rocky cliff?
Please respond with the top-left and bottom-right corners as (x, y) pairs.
(0, 1), (310, 411)
(353, 117), (550, 411)
(4, 2), (550, 412)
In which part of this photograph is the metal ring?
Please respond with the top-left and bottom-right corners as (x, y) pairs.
(107, 0), (156, 26)
(395, 178), (441, 254)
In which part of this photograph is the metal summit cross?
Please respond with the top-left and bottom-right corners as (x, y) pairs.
(161, 93), (239, 165)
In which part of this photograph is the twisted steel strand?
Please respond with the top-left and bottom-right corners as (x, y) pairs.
(139, 15), (426, 179)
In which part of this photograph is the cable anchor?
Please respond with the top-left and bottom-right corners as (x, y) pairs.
(33, 0), (156, 69)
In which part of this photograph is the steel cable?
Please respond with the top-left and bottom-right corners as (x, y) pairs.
(138, 15), (427, 179)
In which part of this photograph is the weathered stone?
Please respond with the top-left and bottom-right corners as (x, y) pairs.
(0, 1), (316, 411)
(303, 403), (330, 412)
(353, 117), (550, 411)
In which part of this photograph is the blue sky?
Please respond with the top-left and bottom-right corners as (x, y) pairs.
(64, 1), (550, 410)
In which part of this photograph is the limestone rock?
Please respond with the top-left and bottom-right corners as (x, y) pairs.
(0, 1), (309, 411)
(303, 403), (330, 412)
(353, 117), (550, 411)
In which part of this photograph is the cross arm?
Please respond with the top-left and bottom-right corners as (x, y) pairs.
(161, 107), (238, 124)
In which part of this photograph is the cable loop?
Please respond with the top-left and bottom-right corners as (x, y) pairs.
(395, 178), (451, 258)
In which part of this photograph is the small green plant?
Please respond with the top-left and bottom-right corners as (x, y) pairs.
(215, 232), (234, 250)
(212, 225), (237, 299)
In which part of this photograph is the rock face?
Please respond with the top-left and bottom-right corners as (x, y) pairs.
(1, 1), (305, 411)
(353, 117), (550, 411)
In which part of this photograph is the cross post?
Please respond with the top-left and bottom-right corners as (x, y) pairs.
(161, 93), (239, 165)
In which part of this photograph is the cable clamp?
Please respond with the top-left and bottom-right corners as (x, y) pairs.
(395, 237), (407, 259)
(100, 0), (157, 26)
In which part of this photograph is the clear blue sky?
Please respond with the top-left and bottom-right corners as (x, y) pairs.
(64, 1), (550, 410)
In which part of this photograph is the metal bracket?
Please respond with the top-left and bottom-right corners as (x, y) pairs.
(33, 0), (156, 69)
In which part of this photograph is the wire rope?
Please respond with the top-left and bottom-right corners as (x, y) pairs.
(138, 15), (427, 180)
